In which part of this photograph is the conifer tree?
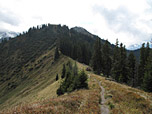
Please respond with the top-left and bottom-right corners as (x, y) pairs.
(57, 62), (88, 96)
(119, 43), (128, 83)
(111, 41), (128, 83)
(102, 40), (112, 77)
(134, 62), (139, 87)
(91, 38), (102, 74)
(128, 52), (136, 86)
(142, 51), (152, 92)
(54, 47), (59, 61)
(61, 64), (66, 78)
(145, 42), (150, 62)
(76, 70), (88, 89)
(138, 43), (146, 86)
(111, 39), (120, 81)
(73, 62), (78, 76)
(56, 74), (59, 81)
(64, 66), (73, 92)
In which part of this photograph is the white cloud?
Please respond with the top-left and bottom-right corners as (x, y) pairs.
(92, 0), (152, 48)
(0, 0), (152, 49)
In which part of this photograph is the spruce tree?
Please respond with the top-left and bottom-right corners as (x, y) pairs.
(81, 44), (89, 64)
(54, 47), (59, 61)
(76, 70), (88, 89)
(128, 52), (136, 86)
(57, 62), (88, 96)
(145, 42), (150, 62)
(111, 41), (128, 83)
(119, 43), (128, 83)
(56, 74), (59, 81)
(91, 38), (102, 74)
(142, 51), (152, 92)
(102, 40), (112, 77)
(138, 43), (146, 86)
(111, 39), (120, 81)
(61, 64), (66, 78)
(65, 66), (73, 92)
(56, 86), (63, 96)
(73, 62), (78, 76)
(134, 63), (139, 87)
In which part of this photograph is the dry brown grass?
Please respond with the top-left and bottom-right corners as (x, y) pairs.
(0, 48), (73, 111)
(93, 74), (152, 114)
(1, 56), (151, 114)
(1, 72), (101, 114)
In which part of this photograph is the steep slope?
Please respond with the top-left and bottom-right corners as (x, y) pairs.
(0, 48), (71, 110)
(1, 61), (152, 113)
(0, 24), (112, 96)
(0, 24), (103, 110)
(0, 58), (101, 113)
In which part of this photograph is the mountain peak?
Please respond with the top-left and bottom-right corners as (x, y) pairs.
(0, 31), (18, 42)
(71, 26), (94, 37)
(0, 31), (18, 39)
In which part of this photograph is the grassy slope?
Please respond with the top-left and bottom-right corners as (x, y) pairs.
(0, 58), (101, 113)
(0, 48), (71, 110)
(1, 55), (152, 113)
(93, 74), (152, 114)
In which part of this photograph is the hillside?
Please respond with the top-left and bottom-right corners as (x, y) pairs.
(1, 60), (152, 113)
(0, 48), (70, 110)
(0, 24), (112, 105)
(0, 24), (102, 111)
(0, 58), (101, 113)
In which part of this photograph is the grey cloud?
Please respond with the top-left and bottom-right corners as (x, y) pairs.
(0, 10), (20, 26)
(0, 27), (9, 32)
(93, 5), (151, 41)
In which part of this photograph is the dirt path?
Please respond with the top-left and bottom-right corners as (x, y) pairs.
(99, 82), (109, 114)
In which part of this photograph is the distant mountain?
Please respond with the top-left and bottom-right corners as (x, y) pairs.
(129, 49), (140, 62)
(128, 44), (141, 50)
(0, 31), (18, 42)
(127, 44), (141, 62)
(128, 41), (152, 50)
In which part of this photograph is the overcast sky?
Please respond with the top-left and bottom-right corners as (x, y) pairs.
(0, 0), (152, 49)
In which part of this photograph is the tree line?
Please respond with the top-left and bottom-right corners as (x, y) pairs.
(58, 33), (152, 92)
(53, 25), (152, 92)
(91, 38), (152, 92)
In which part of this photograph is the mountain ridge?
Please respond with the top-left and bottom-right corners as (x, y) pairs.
(0, 24), (151, 113)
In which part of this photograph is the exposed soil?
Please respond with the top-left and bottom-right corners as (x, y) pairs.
(99, 82), (109, 114)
